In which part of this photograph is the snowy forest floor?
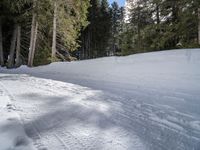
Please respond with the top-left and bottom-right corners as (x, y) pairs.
(0, 49), (200, 150)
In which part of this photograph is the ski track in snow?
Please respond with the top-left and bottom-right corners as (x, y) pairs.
(0, 80), (36, 150)
(0, 75), (146, 150)
(0, 49), (200, 150)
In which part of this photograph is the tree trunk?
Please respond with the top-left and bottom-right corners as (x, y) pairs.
(52, 1), (57, 59)
(198, 8), (200, 45)
(156, 4), (160, 25)
(30, 21), (38, 66)
(137, 24), (141, 51)
(7, 25), (18, 68)
(15, 25), (21, 67)
(137, 8), (142, 51)
(88, 31), (91, 58)
(81, 34), (85, 59)
(28, 12), (36, 67)
(28, 14), (38, 67)
(0, 18), (4, 66)
(28, 0), (38, 67)
(28, 13), (36, 67)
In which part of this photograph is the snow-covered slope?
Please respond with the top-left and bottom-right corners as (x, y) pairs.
(0, 49), (200, 150)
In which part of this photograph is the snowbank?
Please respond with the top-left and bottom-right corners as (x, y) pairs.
(1, 49), (200, 90)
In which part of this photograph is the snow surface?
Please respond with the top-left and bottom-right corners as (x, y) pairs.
(0, 82), (36, 150)
(0, 49), (200, 150)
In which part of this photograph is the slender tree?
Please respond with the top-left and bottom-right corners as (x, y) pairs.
(52, 1), (57, 59)
(110, 2), (122, 55)
(98, 0), (111, 56)
(79, 0), (101, 59)
(153, 0), (161, 25)
(28, 0), (38, 67)
(15, 24), (21, 67)
(30, 21), (38, 66)
(7, 24), (18, 68)
(198, 8), (200, 45)
(0, 18), (4, 66)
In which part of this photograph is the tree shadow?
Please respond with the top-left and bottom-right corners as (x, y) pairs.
(1, 74), (200, 150)
(19, 91), (130, 150)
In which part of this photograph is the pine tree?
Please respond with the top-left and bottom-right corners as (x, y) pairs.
(98, 0), (111, 57)
(51, 0), (57, 59)
(3, 0), (31, 68)
(0, 0), (90, 67)
(7, 24), (18, 68)
(198, 7), (200, 45)
(110, 2), (120, 55)
(0, 18), (4, 66)
(110, 2), (124, 55)
(28, 0), (38, 67)
(15, 25), (22, 67)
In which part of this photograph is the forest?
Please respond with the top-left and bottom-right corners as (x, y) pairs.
(0, 0), (200, 68)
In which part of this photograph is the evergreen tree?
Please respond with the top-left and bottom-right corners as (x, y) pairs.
(98, 0), (111, 57)
(121, 0), (200, 55)
(110, 2), (121, 55)
(0, 0), (90, 67)
(79, 0), (112, 59)
(0, 18), (4, 66)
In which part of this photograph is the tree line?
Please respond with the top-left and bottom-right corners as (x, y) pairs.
(78, 0), (124, 59)
(0, 0), (89, 67)
(79, 0), (200, 59)
(120, 0), (200, 55)
(0, 0), (200, 68)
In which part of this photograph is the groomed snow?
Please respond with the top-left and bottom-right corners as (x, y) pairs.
(0, 82), (36, 150)
(0, 49), (200, 150)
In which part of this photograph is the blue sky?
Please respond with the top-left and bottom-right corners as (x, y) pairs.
(109, 0), (125, 6)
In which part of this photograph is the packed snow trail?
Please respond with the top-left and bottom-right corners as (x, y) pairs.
(0, 49), (200, 150)
(0, 74), (146, 150)
(0, 81), (36, 150)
